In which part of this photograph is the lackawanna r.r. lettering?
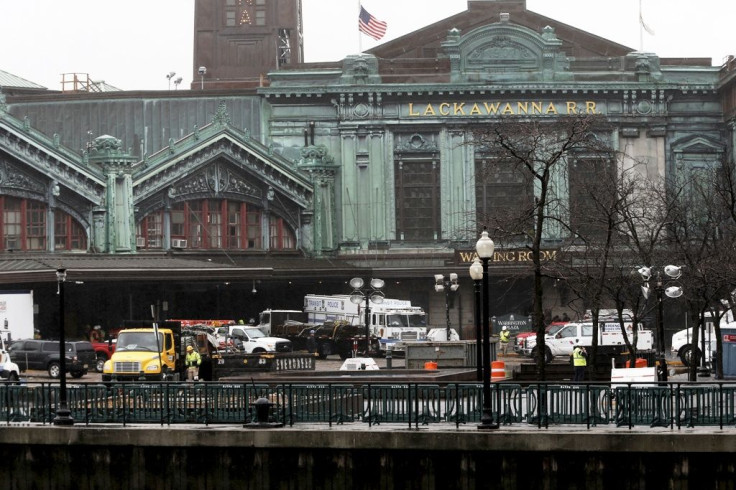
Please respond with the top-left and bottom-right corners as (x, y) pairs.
(407, 101), (599, 117)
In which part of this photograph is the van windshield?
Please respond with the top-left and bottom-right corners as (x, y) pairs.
(116, 332), (163, 351)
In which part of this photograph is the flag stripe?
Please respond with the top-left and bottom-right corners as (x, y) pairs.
(359, 6), (387, 41)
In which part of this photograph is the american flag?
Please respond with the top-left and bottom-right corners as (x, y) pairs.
(359, 6), (387, 41)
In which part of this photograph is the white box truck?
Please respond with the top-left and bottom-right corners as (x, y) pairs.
(0, 291), (35, 343)
(303, 294), (428, 354)
(540, 321), (654, 363)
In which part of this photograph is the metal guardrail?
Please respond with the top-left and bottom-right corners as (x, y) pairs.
(3, 381), (736, 429)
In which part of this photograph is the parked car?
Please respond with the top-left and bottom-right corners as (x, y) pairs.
(92, 339), (117, 373)
(8, 340), (96, 378)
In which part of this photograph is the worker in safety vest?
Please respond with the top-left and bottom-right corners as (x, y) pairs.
(185, 345), (202, 381)
(499, 326), (510, 355)
(572, 345), (587, 382)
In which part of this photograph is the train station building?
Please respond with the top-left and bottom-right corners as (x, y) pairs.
(1, 0), (735, 336)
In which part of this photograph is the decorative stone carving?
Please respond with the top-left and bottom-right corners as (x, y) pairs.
(340, 55), (381, 85)
(394, 133), (438, 154)
(213, 101), (231, 127)
(442, 17), (570, 83)
(171, 162), (262, 199)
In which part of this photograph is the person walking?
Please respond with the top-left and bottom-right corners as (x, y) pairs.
(185, 345), (201, 381)
(499, 326), (510, 356)
(572, 344), (587, 382)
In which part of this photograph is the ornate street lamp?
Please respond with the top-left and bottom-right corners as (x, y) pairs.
(434, 273), (459, 341)
(53, 268), (73, 426)
(469, 258), (483, 382)
(476, 230), (499, 430)
(637, 265), (684, 383)
(349, 277), (385, 355)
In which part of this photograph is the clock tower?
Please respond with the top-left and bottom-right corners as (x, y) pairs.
(193, 0), (303, 89)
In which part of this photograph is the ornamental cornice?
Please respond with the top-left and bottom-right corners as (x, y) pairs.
(262, 82), (717, 100)
(133, 137), (312, 210)
(0, 120), (105, 204)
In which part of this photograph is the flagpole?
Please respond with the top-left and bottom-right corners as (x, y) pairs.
(358, 1), (363, 54)
(639, 0), (643, 51)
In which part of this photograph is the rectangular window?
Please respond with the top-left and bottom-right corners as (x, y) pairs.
(70, 219), (86, 251)
(3, 197), (22, 250)
(188, 201), (204, 248)
(395, 160), (440, 241)
(207, 200), (222, 248)
(171, 205), (185, 238)
(55, 213), (68, 250)
(568, 158), (616, 238)
(246, 207), (261, 249)
(145, 213), (163, 248)
(26, 201), (46, 250)
(227, 202), (242, 249)
(255, 9), (266, 25)
(225, 11), (236, 26)
(475, 160), (532, 235)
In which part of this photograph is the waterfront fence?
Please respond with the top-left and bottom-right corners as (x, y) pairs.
(3, 381), (736, 429)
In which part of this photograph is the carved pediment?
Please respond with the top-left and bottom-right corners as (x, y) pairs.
(170, 162), (262, 200)
(442, 16), (569, 83)
(467, 36), (537, 66)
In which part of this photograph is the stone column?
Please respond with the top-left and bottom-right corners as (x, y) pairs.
(87, 135), (137, 254)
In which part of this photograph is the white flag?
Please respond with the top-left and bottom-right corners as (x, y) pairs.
(640, 13), (655, 35)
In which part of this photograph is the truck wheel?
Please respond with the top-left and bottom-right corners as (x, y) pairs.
(7, 372), (19, 384)
(680, 345), (702, 367)
(252, 348), (266, 353)
(338, 350), (350, 360)
(317, 344), (331, 359)
(95, 354), (107, 373)
(48, 362), (61, 379)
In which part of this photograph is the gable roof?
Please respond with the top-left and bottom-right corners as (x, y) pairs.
(367, 1), (634, 61)
(0, 69), (47, 91)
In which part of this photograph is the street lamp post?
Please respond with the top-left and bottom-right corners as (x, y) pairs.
(469, 258), (483, 382)
(434, 273), (459, 341)
(637, 265), (684, 383)
(53, 268), (74, 426)
(476, 230), (499, 430)
(349, 277), (385, 355)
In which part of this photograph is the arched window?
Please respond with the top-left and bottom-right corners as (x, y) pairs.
(0, 196), (87, 251)
(137, 199), (295, 251)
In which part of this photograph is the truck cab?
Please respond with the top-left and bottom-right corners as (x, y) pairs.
(102, 326), (180, 382)
(257, 310), (306, 336)
(216, 325), (292, 354)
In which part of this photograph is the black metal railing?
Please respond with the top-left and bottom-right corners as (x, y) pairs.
(3, 381), (736, 429)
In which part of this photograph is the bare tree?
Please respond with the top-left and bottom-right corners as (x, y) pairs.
(667, 155), (736, 380)
(472, 114), (611, 378)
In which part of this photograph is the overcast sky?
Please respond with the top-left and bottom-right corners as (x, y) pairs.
(1, 0), (734, 91)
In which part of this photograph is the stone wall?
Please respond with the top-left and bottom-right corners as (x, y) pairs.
(1, 426), (736, 488)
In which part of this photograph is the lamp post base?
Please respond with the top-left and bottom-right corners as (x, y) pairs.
(657, 357), (668, 384)
(478, 411), (499, 430)
(53, 407), (74, 426)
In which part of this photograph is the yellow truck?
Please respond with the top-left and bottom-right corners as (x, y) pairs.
(102, 321), (213, 382)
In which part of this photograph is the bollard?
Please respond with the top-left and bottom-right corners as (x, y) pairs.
(386, 345), (393, 369)
(244, 396), (283, 428)
(254, 397), (271, 423)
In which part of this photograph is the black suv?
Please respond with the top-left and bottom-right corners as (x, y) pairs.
(8, 340), (96, 379)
